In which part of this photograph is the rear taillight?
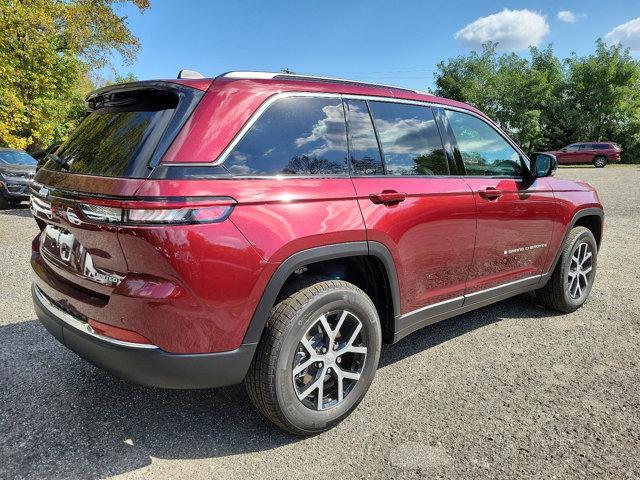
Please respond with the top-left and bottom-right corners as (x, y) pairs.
(77, 197), (235, 225)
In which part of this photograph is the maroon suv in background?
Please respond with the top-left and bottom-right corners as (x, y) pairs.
(30, 71), (604, 435)
(549, 142), (621, 167)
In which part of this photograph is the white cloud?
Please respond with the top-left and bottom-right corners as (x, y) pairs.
(455, 9), (550, 51)
(557, 10), (576, 23)
(605, 17), (640, 51)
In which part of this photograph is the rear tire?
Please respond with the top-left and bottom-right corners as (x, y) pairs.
(536, 226), (597, 312)
(593, 156), (607, 168)
(245, 279), (381, 436)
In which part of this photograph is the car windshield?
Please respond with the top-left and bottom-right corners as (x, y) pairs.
(0, 150), (37, 166)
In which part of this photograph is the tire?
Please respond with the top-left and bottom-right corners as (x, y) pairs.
(245, 279), (381, 436)
(0, 196), (9, 210)
(536, 226), (597, 313)
(593, 156), (607, 168)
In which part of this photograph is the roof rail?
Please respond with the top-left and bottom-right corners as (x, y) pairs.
(219, 71), (419, 93)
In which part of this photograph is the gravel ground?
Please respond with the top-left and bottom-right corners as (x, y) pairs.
(0, 166), (639, 480)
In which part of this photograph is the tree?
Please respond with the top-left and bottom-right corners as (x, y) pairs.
(433, 40), (640, 162)
(0, 0), (149, 152)
(566, 40), (640, 142)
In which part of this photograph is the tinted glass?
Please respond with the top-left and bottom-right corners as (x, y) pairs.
(368, 102), (447, 176)
(445, 110), (522, 177)
(579, 144), (592, 150)
(344, 100), (384, 175)
(566, 144), (580, 151)
(595, 144), (609, 150)
(0, 150), (37, 165)
(224, 97), (347, 176)
(52, 89), (180, 178)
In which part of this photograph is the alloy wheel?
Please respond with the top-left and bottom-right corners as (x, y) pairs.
(567, 242), (593, 300)
(292, 310), (367, 411)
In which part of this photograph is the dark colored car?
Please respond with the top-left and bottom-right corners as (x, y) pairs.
(0, 148), (37, 209)
(30, 72), (603, 435)
(549, 142), (621, 168)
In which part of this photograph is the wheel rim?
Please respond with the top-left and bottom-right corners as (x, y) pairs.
(567, 242), (594, 300)
(595, 158), (605, 167)
(292, 310), (367, 411)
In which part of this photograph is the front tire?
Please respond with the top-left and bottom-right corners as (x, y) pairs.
(536, 226), (597, 312)
(593, 156), (607, 168)
(245, 279), (381, 435)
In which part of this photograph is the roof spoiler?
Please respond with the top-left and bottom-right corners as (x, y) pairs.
(178, 69), (205, 79)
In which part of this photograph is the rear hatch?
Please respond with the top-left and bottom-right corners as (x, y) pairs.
(31, 81), (207, 297)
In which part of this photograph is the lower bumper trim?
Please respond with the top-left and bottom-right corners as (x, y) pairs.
(32, 283), (256, 389)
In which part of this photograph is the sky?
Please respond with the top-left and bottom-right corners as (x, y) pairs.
(113, 0), (640, 91)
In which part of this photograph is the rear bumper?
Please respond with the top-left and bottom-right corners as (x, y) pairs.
(32, 283), (256, 389)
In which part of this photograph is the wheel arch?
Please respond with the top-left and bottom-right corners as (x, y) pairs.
(542, 207), (604, 283)
(242, 241), (401, 345)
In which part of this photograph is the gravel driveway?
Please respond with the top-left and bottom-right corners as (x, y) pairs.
(1, 166), (638, 480)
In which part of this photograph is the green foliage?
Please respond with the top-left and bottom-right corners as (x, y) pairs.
(434, 40), (640, 163)
(0, 0), (149, 153)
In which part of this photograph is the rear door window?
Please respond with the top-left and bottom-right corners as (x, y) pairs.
(48, 87), (198, 178)
(368, 102), (447, 176)
(344, 100), (384, 175)
(223, 96), (348, 176)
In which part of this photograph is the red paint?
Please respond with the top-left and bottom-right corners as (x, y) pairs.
(31, 74), (604, 356)
(352, 177), (476, 310)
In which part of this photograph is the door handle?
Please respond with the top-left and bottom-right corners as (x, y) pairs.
(369, 190), (407, 206)
(478, 187), (503, 200)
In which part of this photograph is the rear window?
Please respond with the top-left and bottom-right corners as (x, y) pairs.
(223, 96), (348, 176)
(46, 87), (198, 178)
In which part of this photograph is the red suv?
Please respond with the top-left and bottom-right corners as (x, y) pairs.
(549, 142), (621, 167)
(31, 72), (604, 435)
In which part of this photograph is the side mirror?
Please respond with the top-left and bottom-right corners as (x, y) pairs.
(562, 148), (567, 152)
(529, 153), (557, 178)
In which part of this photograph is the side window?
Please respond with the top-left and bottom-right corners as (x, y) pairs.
(579, 144), (591, 150)
(224, 96), (348, 176)
(566, 144), (580, 151)
(368, 102), (448, 176)
(445, 110), (522, 177)
(344, 100), (384, 175)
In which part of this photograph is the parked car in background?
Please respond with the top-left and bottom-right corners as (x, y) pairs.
(0, 148), (37, 209)
(549, 142), (621, 168)
(30, 71), (603, 435)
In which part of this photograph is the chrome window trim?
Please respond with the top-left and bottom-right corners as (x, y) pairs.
(34, 285), (159, 350)
(163, 91), (531, 172)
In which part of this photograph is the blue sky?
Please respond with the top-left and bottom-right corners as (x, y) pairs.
(113, 0), (640, 91)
